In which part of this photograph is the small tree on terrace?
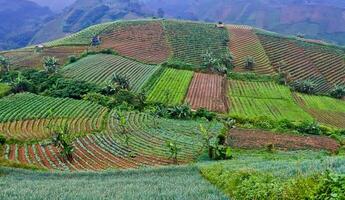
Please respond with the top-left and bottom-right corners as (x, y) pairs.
(43, 56), (59, 74)
(330, 85), (345, 99)
(51, 124), (74, 160)
(0, 55), (10, 73)
(165, 138), (180, 164)
(112, 74), (131, 90)
(292, 79), (317, 94)
(113, 111), (129, 134)
(244, 56), (255, 70)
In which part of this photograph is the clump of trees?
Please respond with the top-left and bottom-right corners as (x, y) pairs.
(244, 56), (256, 70)
(43, 56), (59, 74)
(292, 79), (317, 94)
(202, 50), (234, 74)
(0, 55), (10, 73)
(330, 85), (345, 99)
(51, 125), (74, 160)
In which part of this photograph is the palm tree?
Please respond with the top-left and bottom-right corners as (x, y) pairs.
(43, 56), (59, 74)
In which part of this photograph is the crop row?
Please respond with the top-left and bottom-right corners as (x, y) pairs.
(62, 54), (159, 92)
(162, 20), (230, 65)
(228, 26), (274, 75)
(146, 68), (194, 105)
(185, 73), (228, 112)
(99, 21), (171, 64)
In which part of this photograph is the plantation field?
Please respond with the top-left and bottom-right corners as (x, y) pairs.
(4, 110), (222, 170)
(185, 73), (228, 112)
(146, 68), (193, 105)
(0, 93), (107, 141)
(0, 166), (227, 200)
(294, 93), (345, 128)
(228, 26), (274, 74)
(228, 80), (313, 121)
(100, 20), (171, 64)
(62, 54), (159, 92)
(162, 20), (230, 65)
(0, 83), (10, 98)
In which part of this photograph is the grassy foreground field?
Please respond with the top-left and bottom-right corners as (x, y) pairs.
(0, 166), (227, 200)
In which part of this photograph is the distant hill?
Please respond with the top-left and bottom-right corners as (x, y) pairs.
(0, 0), (52, 50)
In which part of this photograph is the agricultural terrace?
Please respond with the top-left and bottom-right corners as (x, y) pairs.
(227, 25), (274, 75)
(44, 22), (113, 47)
(228, 80), (313, 121)
(294, 93), (345, 128)
(257, 33), (330, 93)
(62, 54), (159, 93)
(0, 83), (10, 98)
(0, 166), (227, 200)
(162, 20), (230, 65)
(0, 93), (107, 141)
(146, 68), (193, 105)
(185, 73), (228, 112)
(4, 111), (222, 170)
(1, 46), (87, 69)
(100, 20), (171, 64)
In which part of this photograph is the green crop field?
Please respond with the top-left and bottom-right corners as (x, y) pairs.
(294, 93), (345, 128)
(146, 68), (194, 105)
(0, 83), (10, 98)
(0, 166), (227, 200)
(228, 80), (313, 121)
(62, 54), (159, 92)
(163, 20), (230, 65)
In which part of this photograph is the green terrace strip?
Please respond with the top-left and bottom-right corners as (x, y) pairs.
(44, 22), (114, 47)
(0, 93), (108, 141)
(162, 20), (230, 65)
(228, 80), (313, 121)
(294, 93), (345, 128)
(4, 111), (223, 170)
(0, 83), (11, 98)
(146, 68), (194, 105)
(0, 166), (228, 200)
(62, 54), (160, 93)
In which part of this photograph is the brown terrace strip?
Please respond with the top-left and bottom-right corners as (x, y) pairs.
(100, 21), (171, 64)
(185, 73), (228, 112)
(227, 128), (340, 152)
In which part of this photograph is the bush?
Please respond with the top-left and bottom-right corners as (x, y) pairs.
(168, 104), (192, 119)
(314, 171), (345, 200)
(0, 134), (6, 145)
(68, 55), (77, 64)
(83, 92), (115, 108)
(292, 79), (317, 94)
(296, 121), (323, 135)
(193, 108), (216, 121)
(330, 85), (345, 99)
(161, 60), (195, 70)
(244, 56), (256, 70)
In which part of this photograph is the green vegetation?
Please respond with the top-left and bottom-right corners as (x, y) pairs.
(295, 93), (345, 113)
(228, 80), (313, 121)
(0, 83), (10, 98)
(146, 68), (193, 105)
(163, 20), (230, 65)
(0, 166), (227, 200)
(62, 54), (159, 92)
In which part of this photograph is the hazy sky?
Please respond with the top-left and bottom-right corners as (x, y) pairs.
(30, 0), (76, 12)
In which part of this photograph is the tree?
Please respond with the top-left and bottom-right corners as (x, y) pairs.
(112, 74), (130, 90)
(292, 79), (316, 94)
(0, 55), (10, 72)
(43, 56), (59, 74)
(51, 124), (74, 160)
(165, 139), (180, 164)
(245, 56), (256, 70)
(113, 111), (129, 134)
(330, 85), (345, 99)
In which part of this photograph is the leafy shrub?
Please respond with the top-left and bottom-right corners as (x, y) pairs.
(112, 74), (131, 90)
(244, 56), (256, 70)
(0, 134), (6, 145)
(330, 85), (345, 99)
(68, 55), (77, 64)
(42, 56), (59, 74)
(282, 175), (320, 200)
(83, 92), (115, 108)
(168, 104), (192, 119)
(297, 121), (323, 135)
(314, 171), (345, 200)
(193, 108), (216, 121)
(292, 79), (317, 94)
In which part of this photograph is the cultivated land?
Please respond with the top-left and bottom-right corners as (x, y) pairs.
(1, 19), (345, 199)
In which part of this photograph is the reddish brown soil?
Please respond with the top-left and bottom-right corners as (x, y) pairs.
(228, 128), (340, 152)
(100, 22), (170, 64)
(185, 73), (228, 112)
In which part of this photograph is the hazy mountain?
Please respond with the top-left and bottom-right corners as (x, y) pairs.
(30, 0), (76, 12)
(0, 0), (52, 50)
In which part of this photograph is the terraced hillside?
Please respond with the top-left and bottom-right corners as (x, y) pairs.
(163, 20), (230, 66)
(62, 54), (159, 92)
(228, 25), (274, 75)
(146, 68), (194, 105)
(4, 111), (221, 171)
(228, 80), (313, 121)
(100, 21), (171, 64)
(0, 93), (107, 141)
(294, 93), (345, 128)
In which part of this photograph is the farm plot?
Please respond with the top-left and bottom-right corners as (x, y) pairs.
(227, 26), (274, 74)
(100, 20), (171, 64)
(294, 93), (345, 128)
(62, 54), (159, 92)
(162, 20), (230, 66)
(44, 22), (113, 47)
(0, 83), (10, 98)
(185, 73), (228, 112)
(228, 80), (313, 121)
(3, 111), (222, 171)
(257, 33), (331, 93)
(146, 68), (193, 105)
(0, 93), (107, 141)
